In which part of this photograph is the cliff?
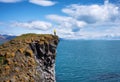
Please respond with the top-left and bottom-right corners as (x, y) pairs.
(0, 33), (59, 82)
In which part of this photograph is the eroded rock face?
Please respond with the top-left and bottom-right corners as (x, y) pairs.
(0, 34), (59, 82)
(30, 39), (58, 82)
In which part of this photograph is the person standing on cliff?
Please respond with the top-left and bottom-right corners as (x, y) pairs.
(54, 29), (56, 35)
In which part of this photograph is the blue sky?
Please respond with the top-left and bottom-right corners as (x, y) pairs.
(0, 0), (120, 39)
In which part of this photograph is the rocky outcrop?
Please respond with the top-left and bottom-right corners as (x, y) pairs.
(0, 34), (59, 82)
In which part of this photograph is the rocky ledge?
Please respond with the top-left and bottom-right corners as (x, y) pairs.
(0, 33), (59, 82)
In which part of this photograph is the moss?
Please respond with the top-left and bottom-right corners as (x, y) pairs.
(11, 53), (15, 57)
(0, 56), (4, 65)
(4, 65), (10, 70)
(18, 48), (25, 53)
(39, 41), (44, 45)
(24, 49), (33, 57)
(5, 52), (12, 58)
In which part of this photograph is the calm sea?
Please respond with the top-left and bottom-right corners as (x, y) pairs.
(56, 40), (120, 82)
(1, 40), (120, 82)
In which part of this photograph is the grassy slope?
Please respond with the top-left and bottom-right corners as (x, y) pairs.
(0, 33), (58, 81)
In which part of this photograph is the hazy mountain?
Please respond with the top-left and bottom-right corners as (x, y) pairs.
(0, 34), (16, 42)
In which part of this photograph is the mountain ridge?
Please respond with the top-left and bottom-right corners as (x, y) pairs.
(0, 34), (16, 42)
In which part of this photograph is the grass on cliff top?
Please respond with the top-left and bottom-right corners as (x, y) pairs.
(15, 33), (57, 40)
(0, 33), (58, 57)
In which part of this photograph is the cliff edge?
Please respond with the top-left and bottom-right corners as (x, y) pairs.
(0, 33), (59, 82)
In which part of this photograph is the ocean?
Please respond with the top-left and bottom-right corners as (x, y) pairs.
(56, 40), (120, 82)
(1, 40), (120, 82)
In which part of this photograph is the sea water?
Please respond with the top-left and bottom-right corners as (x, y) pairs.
(56, 40), (120, 82)
(1, 40), (120, 82)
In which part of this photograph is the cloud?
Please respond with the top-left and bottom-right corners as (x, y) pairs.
(29, 0), (56, 6)
(45, 1), (120, 39)
(1, 0), (119, 39)
(12, 20), (52, 31)
(0, 0), (57, 6)
(62, 3), (119, 23)
(46, 14), (87, 32)
(0, 0), (22, 3)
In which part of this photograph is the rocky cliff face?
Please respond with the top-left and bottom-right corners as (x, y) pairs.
(0, 34), (59, 82)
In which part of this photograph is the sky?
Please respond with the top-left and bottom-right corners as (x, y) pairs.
(0, 0), (120, 39)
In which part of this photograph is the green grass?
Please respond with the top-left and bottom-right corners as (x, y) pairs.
(0, 56), (4, 64)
